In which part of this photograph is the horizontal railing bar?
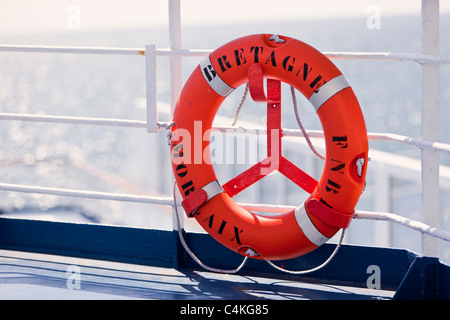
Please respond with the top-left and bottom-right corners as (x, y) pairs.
(0, 112), (174, 130)
(323, 52), (450, 64)
(1, 112), (449, 153)
(0, 112), (146, 127)
(0, 181), (448, 243)
(367, 132), (450, 153)
(0, 181), (292, 214)
(214, 126), (450, 154)
(1, 44), (450, 64)
(0, 45), (210, 57)
(0, 182), (174, 206)
(0, 44), (146, 56)
(238, 206), (450, 243)
(156, 48), (212, 57)
(354, 210), (450, 243)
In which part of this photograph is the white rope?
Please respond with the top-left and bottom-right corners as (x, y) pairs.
(290, 86), (325, 160)
(264, 228), (345, 275)
(172, 181), (345, 275)
(231, 83), (249, 126)
(268, 34), (286, 44)
(229, 81), (340, 274)
(172, 182), (248, 274)
(354, 210), (450, 243)
(230, 83), (326, 161)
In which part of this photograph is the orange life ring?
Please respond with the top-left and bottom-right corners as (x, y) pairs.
(170, 34), (368, 261)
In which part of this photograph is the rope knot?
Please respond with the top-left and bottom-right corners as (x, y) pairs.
(269, 34), (286, 43)
(356, 157), (365, 177)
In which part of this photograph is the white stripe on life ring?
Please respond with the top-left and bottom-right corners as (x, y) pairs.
(294, 202), (330, 247)
(309, 75), (350, 112)
(202, 180), (224, 201)
(200, 56), (235, 97)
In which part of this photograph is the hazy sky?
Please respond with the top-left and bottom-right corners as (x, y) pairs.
(1, 0), (449, 35)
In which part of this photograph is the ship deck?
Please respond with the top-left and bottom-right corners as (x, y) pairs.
(0, 216), (449, 301)
(0, 249), (395, 300)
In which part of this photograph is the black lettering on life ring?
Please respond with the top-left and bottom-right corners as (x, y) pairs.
(296, 63), (312, 80)
(211, 46), (328, 94)
(325, 179), (341, 194)
(175, 164), (188, 177)
(203, 213), (214, 228)
(264, 50), (277, 67)
(218, 220), (227, 235)
(330, 159), (345, 174)
(231, 227), (243, 245)
(332, 136), (348, 148)
(250, 46), (264, 63)
(181, 180), (195, 196)
(282, 56), (295, 72)
(203, 214), (243, 245)
(203, 64), (217, 82)
(310, 75), (325, 92)
(234, 48), (247, 66)
(217, 55), (233, 73)
(320, 197), (333, 208)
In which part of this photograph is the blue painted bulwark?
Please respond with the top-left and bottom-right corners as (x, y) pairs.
(0, 217), (174, 267)
(0, 217), (449, 299)
(181, 230), (416, 290)
(394, 256), (450, 300)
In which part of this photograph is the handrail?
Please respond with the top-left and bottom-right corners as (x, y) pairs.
(2, 44), (450, 64)
(0, 44), (210, 57)
(1, 180), (449, 244)
(1, 112), (449, 153)
(323, 52), (450, 64)
(0, 182), (173, 206)
(354, 211), (450, 243)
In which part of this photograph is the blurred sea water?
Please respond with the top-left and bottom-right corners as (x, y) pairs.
(0, 15), (449, 233)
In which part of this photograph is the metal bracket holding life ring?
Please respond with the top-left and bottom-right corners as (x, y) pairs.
(170, 34), (368, 261)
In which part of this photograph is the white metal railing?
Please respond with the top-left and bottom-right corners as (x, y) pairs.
(0, 113), (449, 154)
(0, 0), (449, 261)
(2, 45), (450, 63)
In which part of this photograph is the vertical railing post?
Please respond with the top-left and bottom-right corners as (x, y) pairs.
(168, 0), (182, 115)
(421, 0), (440, 258)
(145, 44), (157, 133)
(168, 0), (185, 268)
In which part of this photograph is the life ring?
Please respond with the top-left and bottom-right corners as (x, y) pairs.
(170, 34), (368, 261)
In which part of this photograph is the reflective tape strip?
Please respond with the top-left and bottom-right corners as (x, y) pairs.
(202, 180), (224, 201)
(181, 180), (224, 217)
(200, 56), (235, 97)
(308, 75), (350, 112)
(294, 202), (330, 247)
